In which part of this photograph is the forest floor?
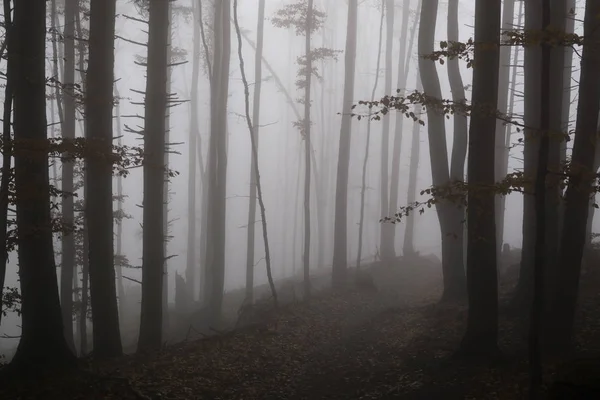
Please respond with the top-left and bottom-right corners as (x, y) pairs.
(2, 255), (600, 399)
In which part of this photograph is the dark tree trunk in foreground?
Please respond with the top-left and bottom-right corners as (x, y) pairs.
(379, 0), (395, 262)
(60, 0), (77, 353)
(530, 0), (551, 395)
(139, 0), (170, 352)
(0, 0), (13, 329)
(332, 0), (357, 289)
(245, 0), (266, 303)
(86, 0), (122, 357)
(514, 0), (542, 310)
(9, 0), (76, 371)
(549, 0), (600, 353)
(460, 0), (501, 356)
(418, 0), (465, 301)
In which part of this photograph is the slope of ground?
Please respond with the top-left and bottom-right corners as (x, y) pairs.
(2, 255), (600, 399)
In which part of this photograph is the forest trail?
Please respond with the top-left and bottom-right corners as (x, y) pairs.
(4, 256), (600, 399)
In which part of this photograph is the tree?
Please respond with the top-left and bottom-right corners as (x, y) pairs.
(549, 0), (600, 352)
(417, 0), (465, 301)
(244, 0), (266, 304)
(460, 0), (501, 356)
(379, 0), (395, 262)
(387, 0), (412, 260)
(303, 0), (314, 299)
(9, 0), (76, 371)
(332, 0), (358, 289)
(86, 0), (122, 357)
(60, 0), (78, 353)
(139, 0), (170, 351)
(205, 0), (231, 321)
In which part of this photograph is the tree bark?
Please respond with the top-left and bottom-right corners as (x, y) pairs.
(139, 0), (170, 352)
(379, 0), (395, 262)
(60, 0), (77, 353)
(86, 0), (122, 357)
(460, 0), (501, 356)
(10, 0), (76, 370)
(549, 0), (600, 352)
(418, 0), (465, 301)
(388, 0), (411, 258)
(244, 0), (266, 304)
(332, 0), (357, 289)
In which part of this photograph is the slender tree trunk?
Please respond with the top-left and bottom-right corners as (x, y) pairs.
(302, 0), (314, 300)
(233, 0), (277, 306)
(186, 0), (200, 305)
(244, 0), (266, 304)
(387, 0), (411, 257)
(549, 0), (600, 352)
(379, 0), (395, 261)
(494, 0), (515, 253)
(357, 2), (385, 269)
(418, 0), (464, 301)
(460, 0), (501, 356)
(403, 74), (422, 256)
(332, 0), (357, 289)
(139, 0), (170, 352)
(9, 0), (76, 370)
(114, 86), (126, 327)
(86, 0), (122, 358)
(60, 0), (77, 353)
(446, 0), (467, 283)
(0, 0), (13, 329)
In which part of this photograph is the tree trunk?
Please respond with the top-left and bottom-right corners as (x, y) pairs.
(138, 0), (170, 352)
(58, 0), (77, 353)
(332, 0), (357, 289)
(186, 0), (200, 304)
(86, 0), (122, 357)
(460, 0), (501, 356)
(513, 0), (542, 309)
(549, 0), (600, 352)
(494, 0), (515, 254)
(418, 0), (465, 301)
(379, 0), (395, 262)
(0, 0), (13, 329)
(9, 0), (76, 370)
(388, 0), (411, 258)
(206, 0), (230, 322)
(244, 0), (266, 304)
(357, 3), (385, 269)
(403, 74), (422, 257)
(114, 86), (126, 327)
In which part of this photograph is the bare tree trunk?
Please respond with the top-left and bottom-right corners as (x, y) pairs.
(244, 0), (266, 304)
(387, 0), (411, 258)
(9, 0), (76, 370)
(86, 0), (122, 358)
(233, 0), (277, 306)
(379, 0), (395, 262)
(332, 0), (357, 289)
(206, 0), (230, 322)
(302, 0), (314, 299)
(549, 0), (600, 352)
(114, 86), (126, 327)
(460, 0), (501, 356)
(139, 0), (170, 352)
(418, 0), (465, 301)
(357, 2), (385, 269)
(403, 74), (422, 257)
(494, 0), (515, 254)
(0, 0), (13, 329)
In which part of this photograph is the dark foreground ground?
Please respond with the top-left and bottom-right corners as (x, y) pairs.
(2, 255), (600, 399)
